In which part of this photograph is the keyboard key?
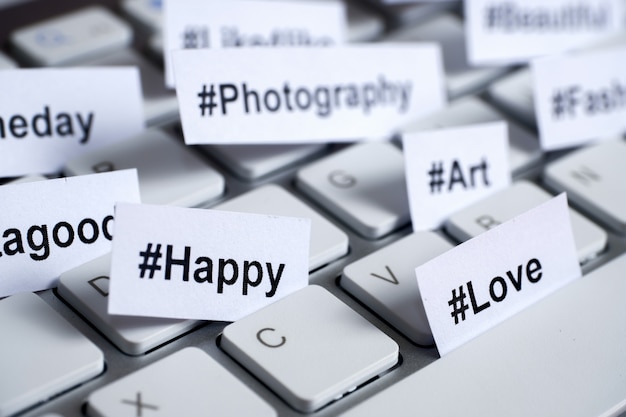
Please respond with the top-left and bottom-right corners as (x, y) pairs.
(544, 139), (626, 234)
(147, 32), (163, 59)
(221, 285), (399, 413)
(201, 143), (326, 180)
(87, 347), (276, 417)
(130, 0), (383, 43)
(11, 6), (133, 66)
(121, 0), (163, 34)
(340, 253), (626, 417)
(380, 1), (455, 26)
(259, 0), (385, 43)
(0, 292), (104, 417)
(383, 13), (509, 99)
(4, 174), (47, 185)
(58, 253), (202, 355)
(0, 51), (17, 69)
(214, 184), (348, 271)
(445, 180), (608, 264)
(64, 128), (225, 207)
(345, 2), (386, 42)
(402, 95), (542, 175)
(80, 48), (178, 127)
(486, 68), (535, 127)
(342, 231), (453, 345)
(296, 142), (410, 239)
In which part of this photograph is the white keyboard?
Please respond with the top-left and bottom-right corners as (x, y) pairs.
(1, 1), (625, 417)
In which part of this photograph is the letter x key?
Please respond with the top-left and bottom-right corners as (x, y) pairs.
(121, 392), (158, 416)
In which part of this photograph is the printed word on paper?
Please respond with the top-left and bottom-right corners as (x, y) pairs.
(465, 0), (623, 65)
(0, 170), (140, 296)
(416, 194), (581, 356)
(109, 203), (310, 321)
(163, 0), (346, 87)
(533, 44), (626, 150)
(173, 46), (445, 144)
(403, 122), (510, 231)
(0, 68), (144, 177)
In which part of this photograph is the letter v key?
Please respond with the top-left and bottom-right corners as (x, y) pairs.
(370, 266), (399, 285)
(343, 232), (454, 345)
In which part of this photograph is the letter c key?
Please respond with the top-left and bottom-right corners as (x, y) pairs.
(256, 327), (286, 348)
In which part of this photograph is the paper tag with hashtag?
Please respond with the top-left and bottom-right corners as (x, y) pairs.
(416, 193), (581, 356)
(465, 0), (624, 65)
(0, 169), (140, 297)
(163, 0), (346, 88)
(0, 68), (144, 177)
(108, 202), (310, 321)
(532, 44), (626, 151)
(172, 45), (446, 144)
(402, 121), (511, 231)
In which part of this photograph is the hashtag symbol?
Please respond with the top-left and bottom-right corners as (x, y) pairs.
(138, 243), (162, 279)
(198, 84), (217, 117)
(552, 86), (579, 119)
(182, 27), (209, 49)
(485, 6), (497, 28)
(552, 90), (566, 118)
(448, 285), (469, 325)
(428, 161), (445, 194)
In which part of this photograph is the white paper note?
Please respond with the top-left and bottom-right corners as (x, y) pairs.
(465, 0), (624, 65)
(173, 45), (446, 144)
(0, 68), (144, 177)
(403, 122), (511, 231)
(109, 203), (311, 321)
(0, 170), (140, 297)
(163, 0), (346, 87)
(532, 44), (626, 150)
(416, 193), (581, 356)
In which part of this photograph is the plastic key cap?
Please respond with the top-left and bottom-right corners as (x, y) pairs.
(202, 143), (326, 180)
(0, 292), (104, 417)
(345, 2), (386, 42)
(11, 6), (133, 66)
(382, 1), (456, 26)
(296, 142), (410, 239)
(445, 180), (608, 264)
(486, 68), (535, 127)
(544, 139), (626, 234)
(64, 128), (225, 207)
(58, 253), (202, 355)
(0, 51), (17, 68)
(87, 347), (276, 417)
(121, 0), (163, 34)
(221, 285), (399, 413)
(342, 231), (454, 345)
(383, 13), (509, 99)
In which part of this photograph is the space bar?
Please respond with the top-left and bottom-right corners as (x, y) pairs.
(341, 253), (626, 417)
